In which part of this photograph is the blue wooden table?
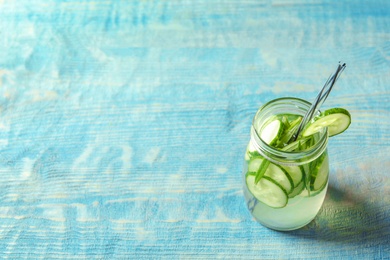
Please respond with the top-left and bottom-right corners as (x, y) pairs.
(0, 0), (389, 259)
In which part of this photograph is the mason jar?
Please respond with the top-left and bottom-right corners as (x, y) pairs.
(243, 97), (329, 231)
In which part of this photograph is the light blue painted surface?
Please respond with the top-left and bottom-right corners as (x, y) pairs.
(0, 0), (389, 259)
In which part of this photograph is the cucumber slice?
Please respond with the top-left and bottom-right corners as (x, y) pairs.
(247, 157), (265, 173)
(248, 157), (293, 194)
(260, 118), (284, 145)
(282, 165), (304, 188)
(245, 141), (260, 161)
(302, 108), (351, 137)
(247, 156), (270, 184)
(288, 181), (304, 198)
(310, 153), (329, 192)
(264, 163), (293, 194)
(246, 174), (288, 208)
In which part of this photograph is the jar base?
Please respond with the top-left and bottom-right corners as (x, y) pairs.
(254, 217), (315, 231)
(245, 183), (328, 232)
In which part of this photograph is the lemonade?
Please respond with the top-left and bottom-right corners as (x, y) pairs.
(243, 142), (329, 231)
(243, 97), (350, 231)
(244, 182), (328, 231)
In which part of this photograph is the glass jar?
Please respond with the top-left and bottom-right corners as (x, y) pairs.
(242, 97), (329, 231)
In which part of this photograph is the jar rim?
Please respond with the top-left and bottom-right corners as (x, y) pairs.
(251, 97), (328, 165)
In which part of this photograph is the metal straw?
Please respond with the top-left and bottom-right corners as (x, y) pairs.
(293, 62), (346, 141)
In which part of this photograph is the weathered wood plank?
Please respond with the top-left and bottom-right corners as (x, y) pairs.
(0, 0), (389, 258)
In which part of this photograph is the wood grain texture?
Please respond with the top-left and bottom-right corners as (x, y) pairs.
(0, 0), (389, 259)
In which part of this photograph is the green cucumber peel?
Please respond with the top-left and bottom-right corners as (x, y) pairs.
(302, 108), (351, 137)
(281, 135), (314, 152)
(276, 116), (302, 148)
(255, 159), (270, 184)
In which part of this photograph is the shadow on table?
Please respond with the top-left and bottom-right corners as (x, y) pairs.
(286, 184), (389, 244)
